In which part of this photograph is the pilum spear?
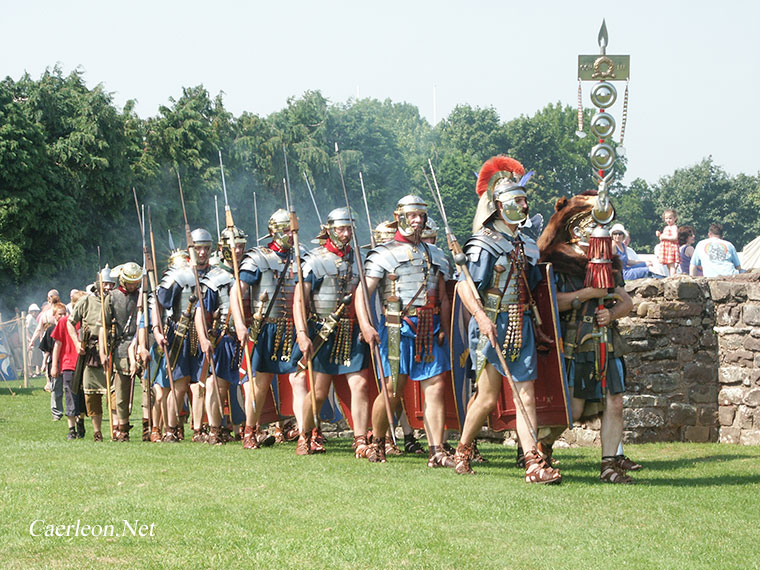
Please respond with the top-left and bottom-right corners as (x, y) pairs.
(147, 207), (181, 426)
(335, 143), (396, 445)
(283, 146), (319, 428)
(422, 159), (537, 442)
(175, 169), (225, 424)
(219, 150), (256, 415)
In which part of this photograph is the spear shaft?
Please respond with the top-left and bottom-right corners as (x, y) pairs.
(303, 172), (323, 226)
(147, 207), (181, 426)
(335, 143), (396, 445)
(283, 176), (319, 427)
(423, 160), (537, 441)
(219, 150), (256, 414)
(176, 169), (225, 423)
(359, 172), (375, 249)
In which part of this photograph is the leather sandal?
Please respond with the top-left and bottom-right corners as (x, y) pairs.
(150, 426), (162, 443)
(296, 432), (311, 455)
(242, 425), (260, 450)
(403, 433), (425, 455)
(616, 455), (642, 471)
(192, 429), (207, 443)
(538, 441), (559, 466)
(454, 442), (475, 475)
(367, 437), (387, 463)
(274, 426), (285, 444)
(207, 426), (224, 446)
(256, 429), (276, 447)
(353, 435), (370, 459)
(162, 426), (179, 443)
(601, 458), (634, 484)
(428, 445), (455, 468)
(515, 446), (526, 468)
(385, 440), (403, 456)
(312, 427), (326, 446)
(93, 431), (103, 442)
(524, 449), (562, 484)
(309, 427), (326, 454)
(471, 440), (488, 464)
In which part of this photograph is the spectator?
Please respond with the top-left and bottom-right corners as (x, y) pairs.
(678, 226), (698, 275)
(610, 223), (650, 281)
(46, 303), (68, 421)
(51, 292), (87, 439)
(26, 304), (42, 375)
(28, 290), (60, 390)
(690, 223), (742, 277)
(656, 209), (680, 277)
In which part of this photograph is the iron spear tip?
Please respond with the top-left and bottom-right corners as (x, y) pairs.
(334, 142), (339, 153)
(598, 19), (609, 52)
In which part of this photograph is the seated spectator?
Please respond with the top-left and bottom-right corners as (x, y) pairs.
(679, 225), (698, 275)
(691, 223), (742, 277)
(611, 223), (651, 281)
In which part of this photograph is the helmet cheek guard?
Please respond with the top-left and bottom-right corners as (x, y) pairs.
(324, 207), (354, 249)
(394, 195), (428, 237)
(268, 209), (292, 249)
(493, 180), (528, 224)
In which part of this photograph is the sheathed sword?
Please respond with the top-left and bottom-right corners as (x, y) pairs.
(423, 159), (538, 442)
(296, 294), (353, 372)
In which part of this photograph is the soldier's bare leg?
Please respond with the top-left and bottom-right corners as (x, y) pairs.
(601, 392), (624, 457)
(301, 371), (332, 434)
(190, 382), (204, 431)
(459, 364), (503, 445)
(346, 371), (370, 437)
(420, 373), (447, 448)
(206, 376), (230, 427)
(168, 376), (190, 429)
(371, 374), (408, 439)
(289, 371), (308, 431)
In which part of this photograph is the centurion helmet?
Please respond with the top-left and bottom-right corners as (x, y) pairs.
(318, 207), (354, 249)
(372, 220), (396, 244)
(191, 228), (213, 248)
(99, 264), (116, 285)
(393, 195), (428, 237)
(219, 225), (248, 262)
(119, 261), (144, 285)
(168, 250), (190, 269)
(421, 217), (439, 241)
(268, 209), (292, 249)
(473, 156), (532, 231)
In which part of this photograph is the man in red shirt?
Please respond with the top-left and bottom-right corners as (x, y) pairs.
(51, 299), (86, 439)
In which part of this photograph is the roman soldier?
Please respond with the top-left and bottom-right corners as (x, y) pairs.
(356, 195), (454, 467)
(230, 209), (306, 450)
(450, 156), (560, 483)
(195, 226), (248, 445)
(100, 262), (143, 442)
(536, 189), (638, 483)
(293, 207), (371, 456)
(69, 266), (115, 442)
(152, 228), (213, 442)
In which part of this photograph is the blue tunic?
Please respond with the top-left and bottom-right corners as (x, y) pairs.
(377, 314), (451, 382)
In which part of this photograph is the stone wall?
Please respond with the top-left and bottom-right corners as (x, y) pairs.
(559, 273), (760, 446)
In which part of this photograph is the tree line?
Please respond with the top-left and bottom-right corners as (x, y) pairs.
(1, 66), (758, 310)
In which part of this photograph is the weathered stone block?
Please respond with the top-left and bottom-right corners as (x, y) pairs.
(737, 406), (754, 429)
(636, 301), (651, 317)
(631, 279), (663, 298)
(724, 350), (755, 366)
(575, 428), (598, 446)
(689, 384), (718, 404)
(709, 281), (733, 302)
(739, 430), (760, 445)
(718, 386), (745, 405)
(717, 334), (745, 352)
(743, 336), (760, 352)
(718, 406), (736, 426)
(698, 405), (717, 426)
(684, 426), (711, 442)
(747, 283), (760, 301)
(669, 327), (699, 345)
(623, 408), (665, 428)
(719, 367), (746, 385)
(743, 388), (760, 407)
(627, 340), (650, 352)
(648, 301), (703, 319)
(620, 323), (648, 340)
(678, 348), (694, 363)
(684, 362), (715, 383)
(669, 403), (697, 426)
(719, 427), (740, 444)
(646, 373), (681, 393)
(641, 347), (678, 361)
(716, 305), (740, 327)
(700, 331), (717, 348)
(623, 394), (665, 408)
(742, 304), (760, 326)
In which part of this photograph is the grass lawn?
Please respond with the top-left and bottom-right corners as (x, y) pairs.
(1, 377), (759, 570)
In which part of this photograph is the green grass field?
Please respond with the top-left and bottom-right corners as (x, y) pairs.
(1, 377), (759, 570)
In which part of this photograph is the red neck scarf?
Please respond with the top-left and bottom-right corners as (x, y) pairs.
(394, 230), (418, 245)
(325, 239), (350, 257)
(268, 241), (290, 256)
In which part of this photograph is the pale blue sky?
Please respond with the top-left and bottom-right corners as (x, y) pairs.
(2, 0), (758, 184)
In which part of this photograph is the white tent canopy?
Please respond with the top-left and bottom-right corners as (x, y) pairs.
(739, 236), (760, 271)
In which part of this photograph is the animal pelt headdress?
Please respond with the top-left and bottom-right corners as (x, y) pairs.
(537, 190), (621, 279)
